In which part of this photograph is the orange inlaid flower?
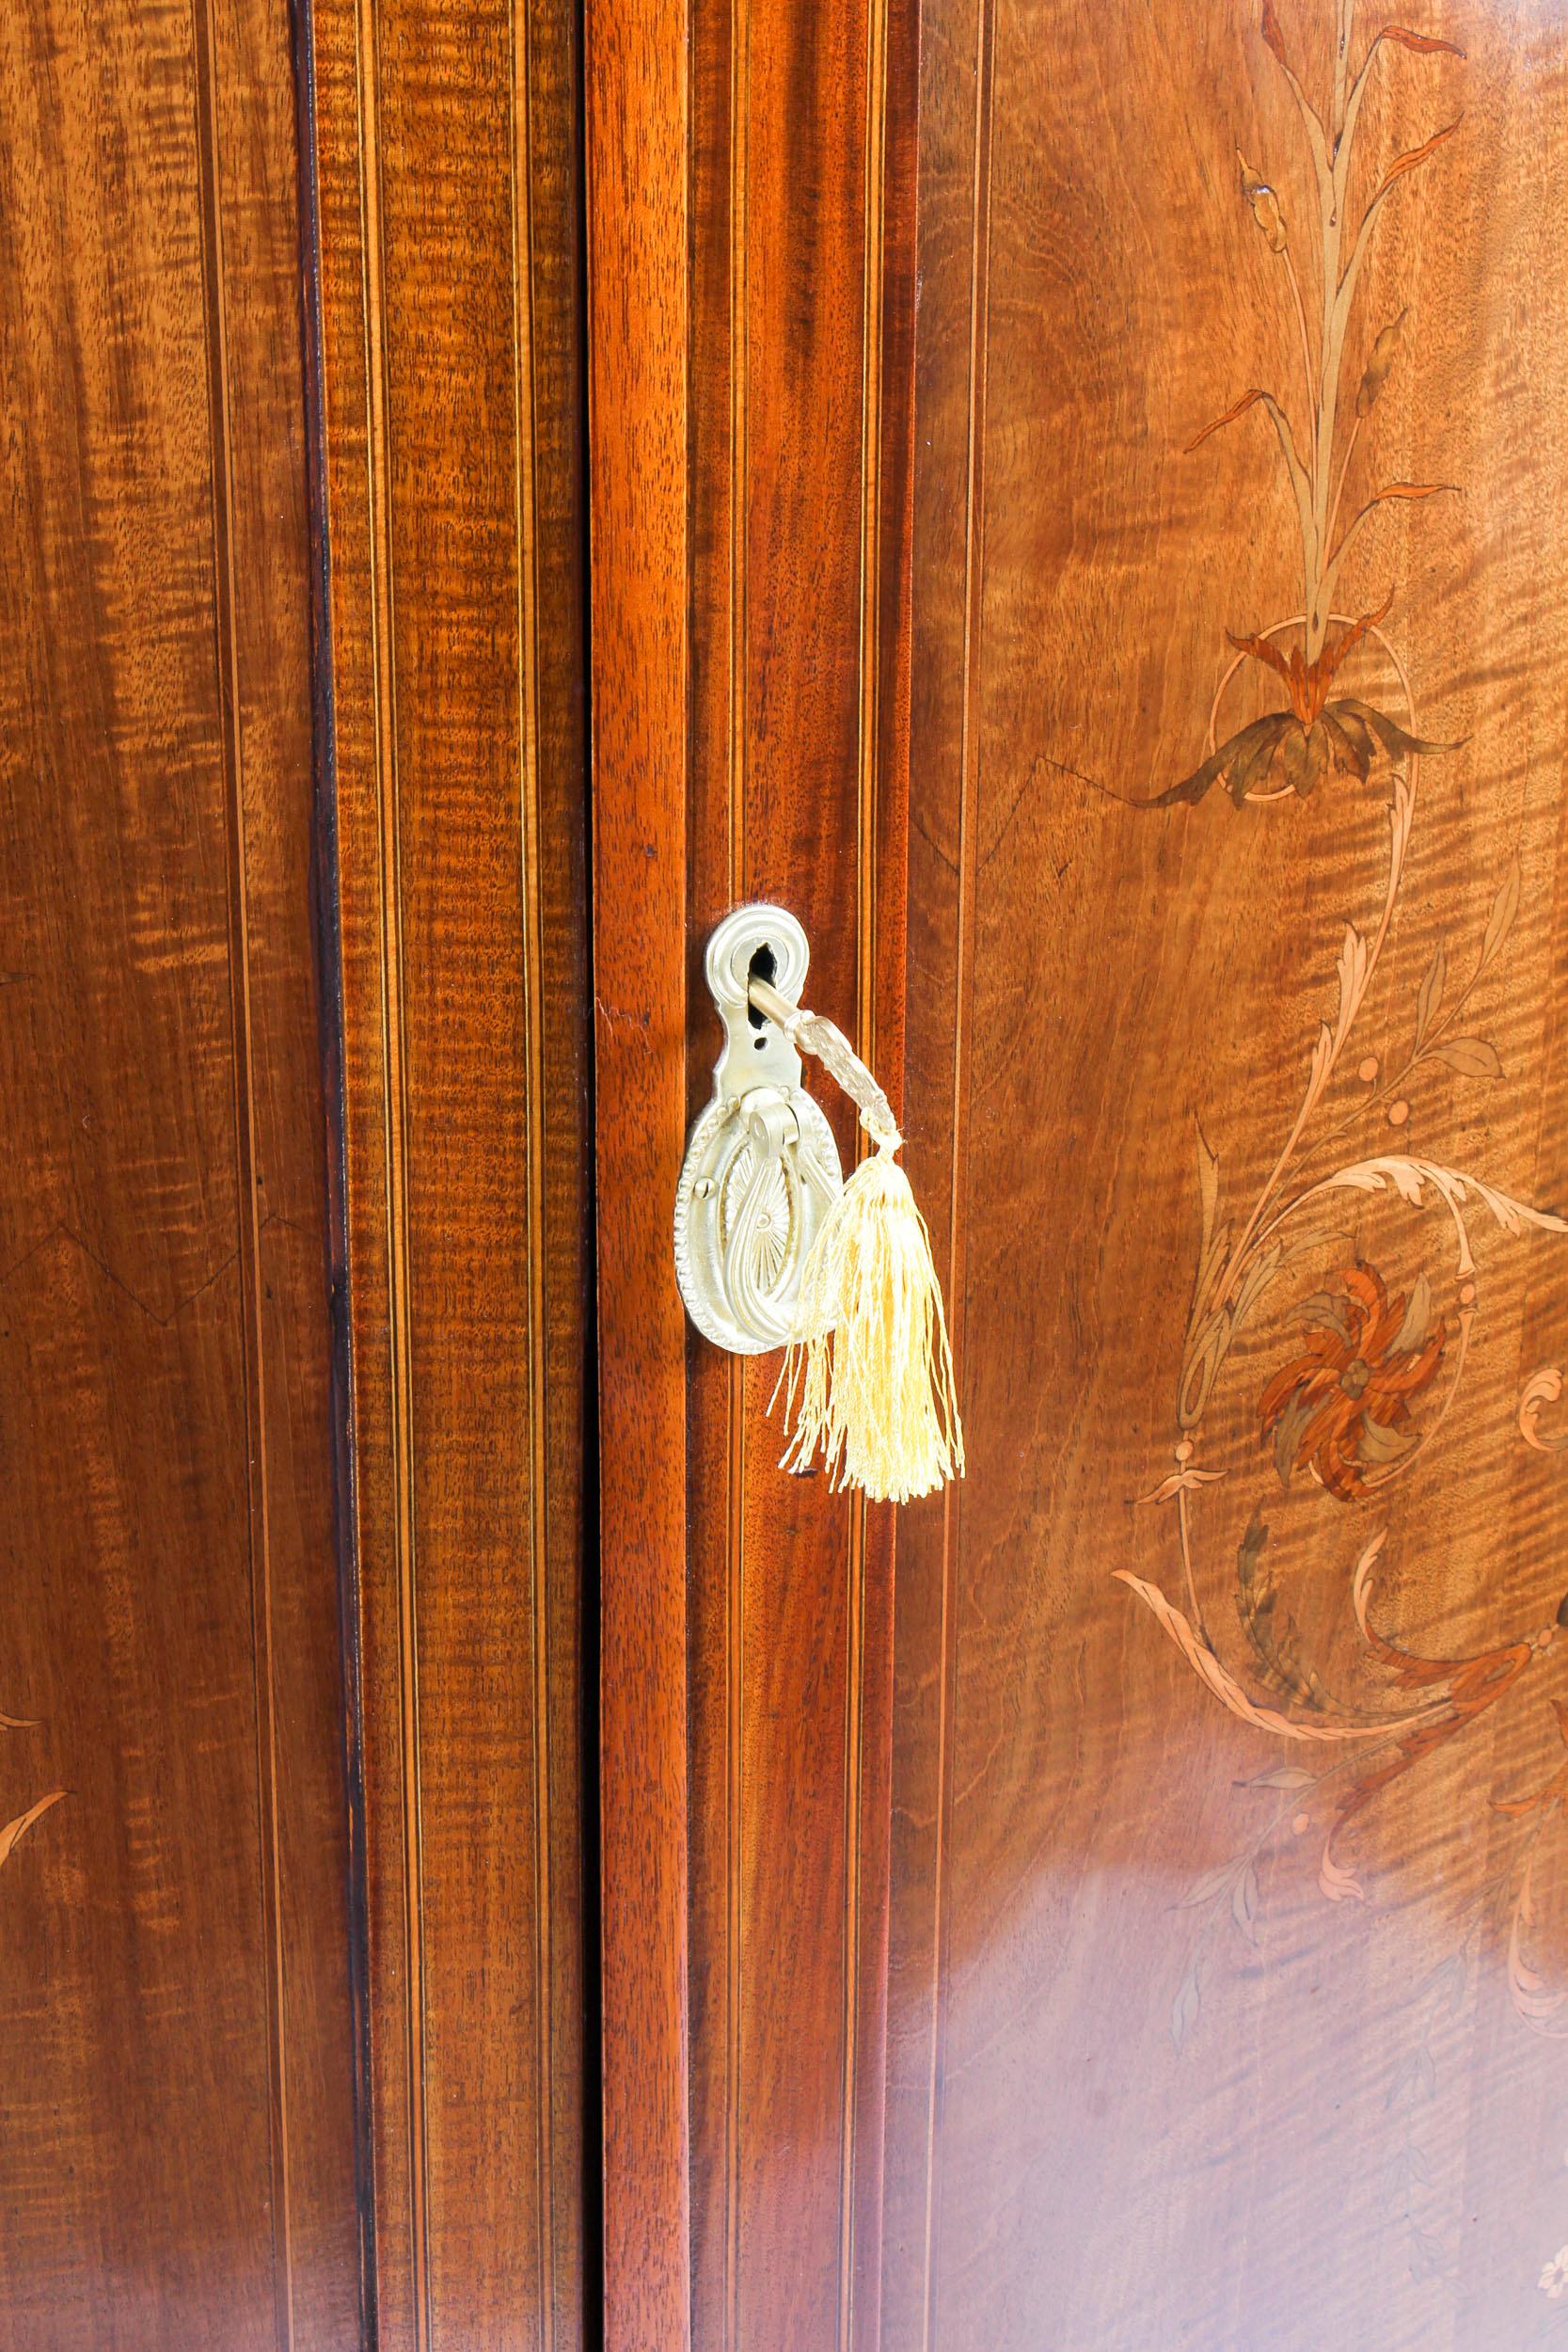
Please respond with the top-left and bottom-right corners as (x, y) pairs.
(1259, 1263), (1446, 1502)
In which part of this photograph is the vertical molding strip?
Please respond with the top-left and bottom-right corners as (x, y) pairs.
(348, 1), (433, 2342)
(842, 2), (891, 2343)
(919, 1), (995, 2344)
(310, 0), (592, 2336)
(724, 3), (750, 2343)
(190, 4), (294, 2344)
(586, 0), (694, 2337)
(506, 3), (558, 2344)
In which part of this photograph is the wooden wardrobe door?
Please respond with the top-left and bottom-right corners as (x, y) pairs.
(885, 2), (1568, 2348)
(586, 4), (918, 2347)
(0, 3), (360, 2345)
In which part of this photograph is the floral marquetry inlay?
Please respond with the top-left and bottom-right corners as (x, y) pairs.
(1117, 0), (1568, 2174)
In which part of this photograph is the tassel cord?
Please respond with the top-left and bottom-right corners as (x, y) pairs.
(748, 975), (901, 1153)
(748, 973), (965, 1502)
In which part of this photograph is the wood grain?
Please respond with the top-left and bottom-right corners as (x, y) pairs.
(305, 0), (592, 2344)
(0, 0), (360, 2344)
(889, 3), (1568, 2346)
(591, 0), (919, 2343)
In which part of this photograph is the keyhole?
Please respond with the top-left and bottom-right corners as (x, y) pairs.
(746, 942), (776, 1030)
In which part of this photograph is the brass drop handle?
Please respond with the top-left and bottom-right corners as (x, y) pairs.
(673, 904), (844, 1356)
(673, 904), (963, 1503)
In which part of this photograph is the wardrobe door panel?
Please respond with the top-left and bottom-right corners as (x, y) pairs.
(888, 4), (1568, 2347)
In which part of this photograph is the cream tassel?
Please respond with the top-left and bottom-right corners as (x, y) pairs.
(749, 978), (964, 1503)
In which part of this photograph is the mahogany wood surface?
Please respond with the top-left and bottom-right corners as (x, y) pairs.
(590, 1), (918, 2345)
(889, 2), (1568, 2346)
(0, 1), (360, 2345)
(583, 0), (692, 2344)
(306, 0), (593, 2344)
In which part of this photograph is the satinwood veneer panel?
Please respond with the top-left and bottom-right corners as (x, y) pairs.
(891, 2), (1568, 2346)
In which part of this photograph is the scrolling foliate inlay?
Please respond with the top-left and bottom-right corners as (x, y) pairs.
(1112, 0), (1568, 2126)
(0, 1703), (64, 1889)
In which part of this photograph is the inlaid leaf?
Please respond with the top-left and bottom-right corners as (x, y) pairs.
(1274, 1391), (1316, 1487)
(1238, 1514), (1271, 1583)
(1180, 1859), (1243, 1908)
(1366, 480), (1455, 504)
(1281, 723), (1312, 796)
(1418, 1951), (1468, 2018)
(1278, 1227), (1348, 1267)
(1225, 626), (1292, 682)
(1414, 942), (1445, 1050)
(1408, 2227), (1448, 2284)
(1336, 922), (1369, 1041)
(1328, 697), (1458, 763)
(1186, 386), (1264, 454)
(1394, 1271), (1433, 1353)
(1331, 702), (1376, 767)
(1302, 720), (1335, 794)
(1370, 116), (1463, 209)
(1231, 720), (1289, 803)
(1260, 0), (1289, 68)
(1323, 586), (1394, 677)
(1373, 24), (1465, 57)
(1236, 1515), (1332, 1709)
(0, 1789), (65, 1875)
(1171, 1963), (1202, 2052)
(1233, 1241), (1285, 1335)
(1319, 709), (1371, 784)
(1358, 1415), (1418, 1465)
(1231, 1863), (1260, 1946)
(1240, 1765), (1314, 1790)
(1387, 2052), (1420, 2108)
(1290, 1290), (1355, 1344)
(1479, 854), (1521, 970)
(1432, 1036), (1501, 1079)
(1152, 712), (1290, 808)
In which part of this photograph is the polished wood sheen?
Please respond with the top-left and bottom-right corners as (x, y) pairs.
(583, 0), (693, 2344)
(0, 2), (360, 2344)
(305, 0), (593, 2344)
(889, 1), (1568, 2346)
(589, 0), (919, 2344)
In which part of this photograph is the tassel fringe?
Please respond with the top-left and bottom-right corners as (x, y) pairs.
(771, 1144), (965, 1503)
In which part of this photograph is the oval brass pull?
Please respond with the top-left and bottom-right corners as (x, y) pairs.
(675, 902), (962, 1500)
(673, 904), (844, 1354)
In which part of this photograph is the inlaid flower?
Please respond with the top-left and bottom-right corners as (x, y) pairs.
(1540, 2246), (1568, 2301)
(1258, 1263), (1446, 1501)
(1155, 596), (1452, 808)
